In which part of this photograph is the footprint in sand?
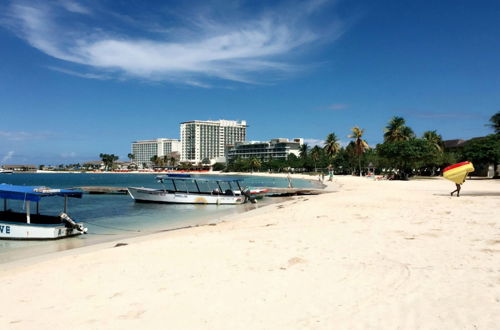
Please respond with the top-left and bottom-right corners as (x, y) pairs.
(287, 257), (307, 267)
(119, 309), (146, 319)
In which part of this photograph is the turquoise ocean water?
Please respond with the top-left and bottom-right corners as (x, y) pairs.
(0, 173), (320, 263)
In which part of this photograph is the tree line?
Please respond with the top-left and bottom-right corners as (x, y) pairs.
(225, 112), (500, 179)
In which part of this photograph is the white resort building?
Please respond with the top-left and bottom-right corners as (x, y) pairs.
(131, 138), (181, 167)
(180, 120), (247, 164)
(227, 138), (303, 162)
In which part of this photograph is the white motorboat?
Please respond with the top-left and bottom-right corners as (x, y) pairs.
(128, 175), (254, 205)
(0, 184), (87, 240)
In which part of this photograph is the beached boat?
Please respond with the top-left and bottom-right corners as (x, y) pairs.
(248, 187), (269, 199)
(128, 176), (253, 204)
(0, 184), (87, 240)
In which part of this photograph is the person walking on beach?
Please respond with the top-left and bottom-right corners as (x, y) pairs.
(450, 180), (464, 197)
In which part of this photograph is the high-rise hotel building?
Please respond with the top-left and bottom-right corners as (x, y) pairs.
(180, 120), (247, 163)
(131, 138), (181, 166)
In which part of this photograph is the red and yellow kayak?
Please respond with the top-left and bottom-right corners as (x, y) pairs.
(443, 161), (474, 184)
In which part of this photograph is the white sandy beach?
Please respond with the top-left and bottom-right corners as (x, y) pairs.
(0, 175), (499, 329)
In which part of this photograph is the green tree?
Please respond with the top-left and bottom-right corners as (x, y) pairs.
(461, 134), (500, 168)
(377, 139), (436, 179)
(179, 162), (193, 170)
(212, 162), (226, 171)
(422, 130), (443, 152)
(299, 143), (309, 159)
(99, 153), (119, 171)
(488, 111), (500, 134)
(249, 158), (262, 172)
(384, 116), (415, 142)
(348, 126), (369, 176)
(150, 155), (159, 167)
(310, 145), (323, 172)
(324, 133), (340, 159)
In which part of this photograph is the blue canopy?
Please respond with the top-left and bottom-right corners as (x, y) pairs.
(0, 184), (82, 202)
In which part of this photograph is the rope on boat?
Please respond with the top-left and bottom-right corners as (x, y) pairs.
(86, 222), (142, 232)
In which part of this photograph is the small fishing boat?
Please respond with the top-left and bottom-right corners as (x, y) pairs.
(128, 176), (254, 204)
(248, 188), (269, 199)
(0, 184), (87, 240)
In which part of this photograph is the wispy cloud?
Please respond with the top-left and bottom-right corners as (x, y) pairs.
(412, 112), (475, 119)
(0, 130), (55, 141)
(48, 66), (111, 80)
(2, 0), (344, 86)
(326, 103), (349, 111)
(304, 138), (324, 146)
(1, 151), (14, 163)
(58, 0), (91, 15)
(304, 138), (349, 147)
(60, 151), (77, 158)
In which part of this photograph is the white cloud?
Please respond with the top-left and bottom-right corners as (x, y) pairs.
(3, 1), (344, 85)
(304, 138), (349, 147)
(303, 138), (324, 146)
(0, 130), (54, 141)
(1, 151), (14, 163)
(58, 0), (91, 15)
(48, 66), (110, 80)
(327, 103), (349, 110)
(60, 151), (77, 158)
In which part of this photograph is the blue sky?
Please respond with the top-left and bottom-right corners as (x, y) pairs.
(0, 0), (499, 165)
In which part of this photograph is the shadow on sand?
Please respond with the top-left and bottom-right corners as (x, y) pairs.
(434, 192), (500, 197)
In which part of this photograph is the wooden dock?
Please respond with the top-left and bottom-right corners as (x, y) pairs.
(74, 186), (128, 194)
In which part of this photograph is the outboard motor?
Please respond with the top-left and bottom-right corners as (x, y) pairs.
(242, 189), (257, 204)
(60, 213), (88, 234)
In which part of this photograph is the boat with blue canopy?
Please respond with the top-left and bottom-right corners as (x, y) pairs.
(0, 184), (87, 240)
(127, 176), (255, 204)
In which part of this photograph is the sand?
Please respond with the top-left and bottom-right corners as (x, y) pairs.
(0, 175), (499, 329)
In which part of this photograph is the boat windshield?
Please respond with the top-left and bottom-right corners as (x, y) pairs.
(159, 178), (242, 194)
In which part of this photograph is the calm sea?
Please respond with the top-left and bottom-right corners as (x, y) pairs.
(0, 173), (320, 263)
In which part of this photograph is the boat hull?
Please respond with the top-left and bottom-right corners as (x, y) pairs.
(0, 222), (86, 240)
(128, 187), (245, 205)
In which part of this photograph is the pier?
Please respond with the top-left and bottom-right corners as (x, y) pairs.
(74, 186), (128, 194)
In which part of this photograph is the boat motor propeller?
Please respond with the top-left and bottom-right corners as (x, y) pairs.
(60, 213), (88, 234)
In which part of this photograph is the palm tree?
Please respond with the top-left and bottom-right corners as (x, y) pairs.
(488, 111), (500, 134)
(127, 153), (135, 162)
(384, 116), (415, 142)
(99, 153), (119, 171)
(324, 133), (340, 159)
(150, 155), (162, 167)
(170, 157), (177, 167)
(422, 130), (443, 152)
(310, 146), (322, 172)
(299, 143), (309, 159)
(249, 158), (262, 172)
(348, 126), (369, 176)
